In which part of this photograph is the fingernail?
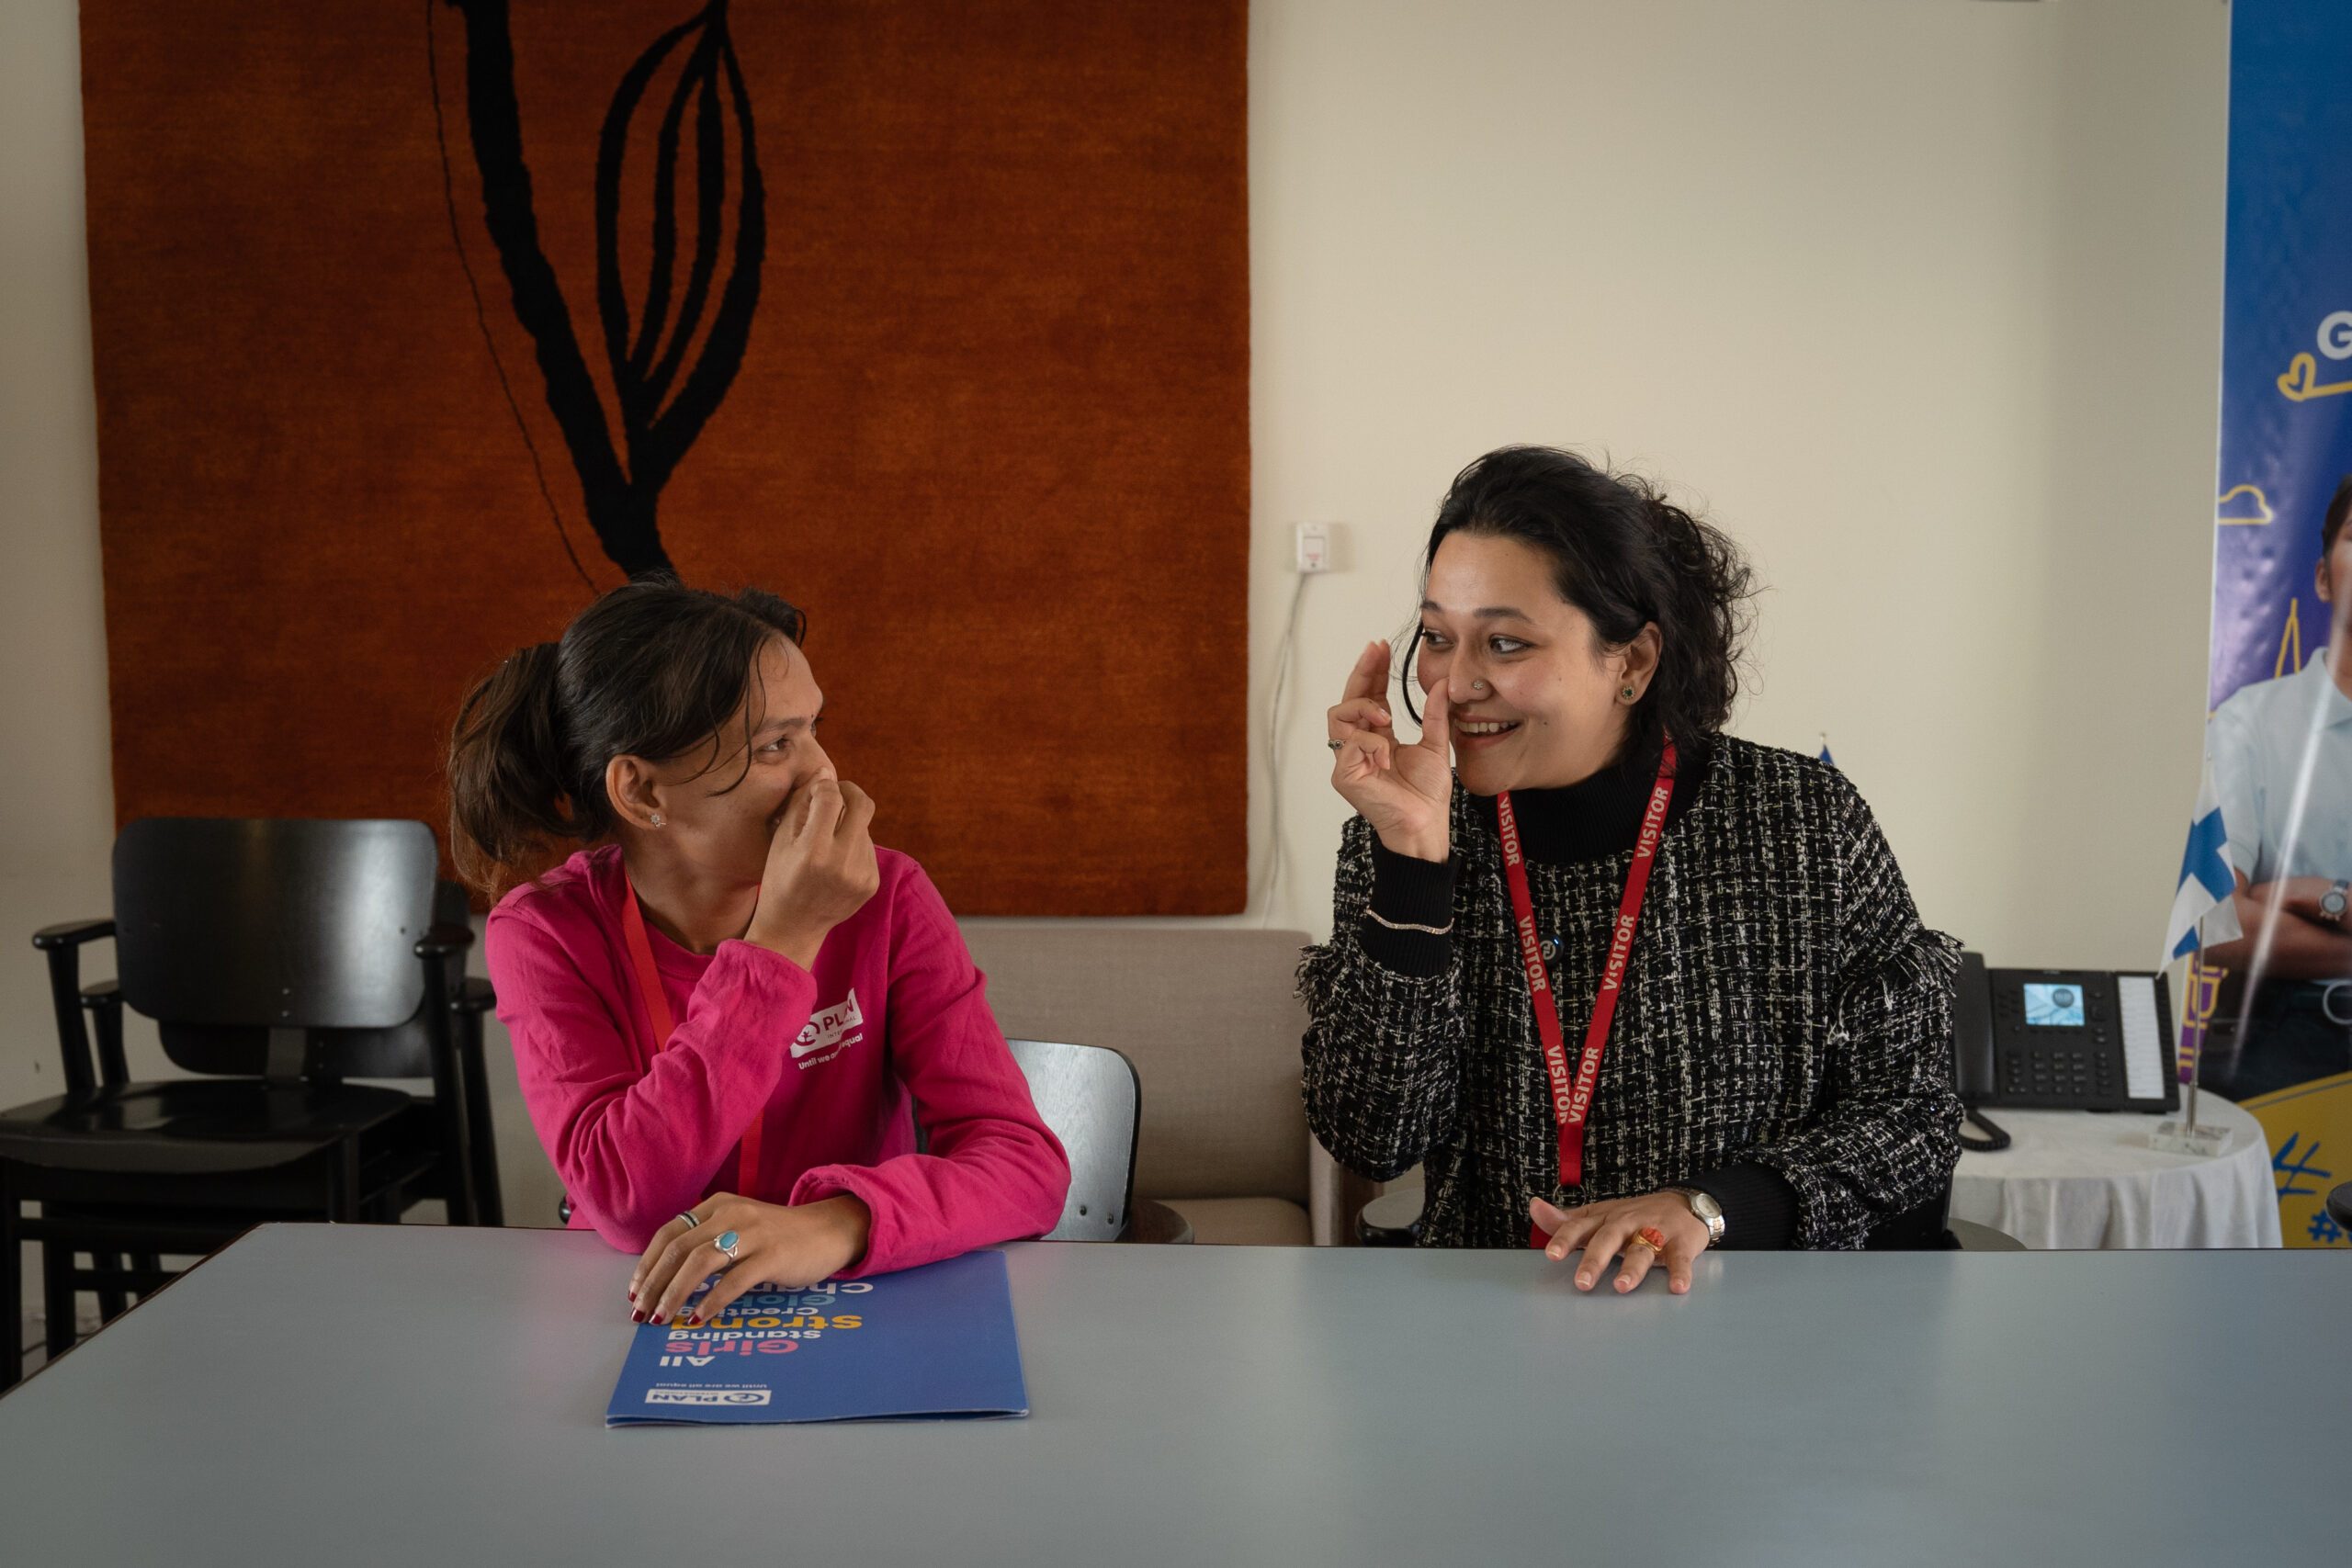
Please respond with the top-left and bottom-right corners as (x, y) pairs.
(1576, 1274), (1592, 1289)
(684, 1314), (701, 1327)
(630, 1310), (644, 1323)
(1546, 1245), (1565, 1260)
(1617, 1278), (1632, 1292)
(627, 1288), (637, 1302)
(650, 1311), (665, 1325)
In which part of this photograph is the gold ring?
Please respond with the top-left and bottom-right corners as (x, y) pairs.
(1631, 1225), (1668, 1253)
(1328, 740), (1344, 751)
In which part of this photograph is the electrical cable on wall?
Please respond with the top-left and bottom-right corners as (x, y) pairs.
(1259, 571), (1311, 927)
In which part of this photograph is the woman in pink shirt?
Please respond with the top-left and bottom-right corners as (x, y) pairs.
(447, 581), (1069, 1328)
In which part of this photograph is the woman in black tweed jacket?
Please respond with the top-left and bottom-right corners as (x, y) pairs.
(1303, 446), (1962, 1292)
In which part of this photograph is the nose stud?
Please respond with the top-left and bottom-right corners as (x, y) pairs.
(1472, 680), (1487, 692)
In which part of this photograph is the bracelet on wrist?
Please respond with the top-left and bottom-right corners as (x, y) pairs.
(1364, 908), (1453, 937)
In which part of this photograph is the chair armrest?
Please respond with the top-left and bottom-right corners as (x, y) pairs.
(37, 921), (113, 1094)
(453, 976), (497, 1015)
(78, 977), (129, 1086)
(1356, 1188), (1425, 1247)
(34, 918), (115, 951)
(414, 922), (476, 960)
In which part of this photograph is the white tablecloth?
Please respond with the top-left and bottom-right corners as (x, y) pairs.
(1949, 1094), (2281, 1249)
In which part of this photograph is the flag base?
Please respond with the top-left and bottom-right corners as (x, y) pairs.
(2149, 1118), (2233, 1157)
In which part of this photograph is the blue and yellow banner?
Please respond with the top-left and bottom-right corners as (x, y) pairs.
(2206, 0), (2352, 1248)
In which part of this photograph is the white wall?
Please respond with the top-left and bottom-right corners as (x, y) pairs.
(2, 1), (2230, 1223)
(1247, 0), (2228, 958)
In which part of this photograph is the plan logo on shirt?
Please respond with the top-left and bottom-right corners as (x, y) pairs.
(790, 989), (865, 1069)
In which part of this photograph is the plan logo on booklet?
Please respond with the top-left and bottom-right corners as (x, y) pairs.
(645, 1389), (771, 1407)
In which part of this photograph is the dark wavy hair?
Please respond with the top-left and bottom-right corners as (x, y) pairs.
(446, 577), (808, 897)
(2324, 473), (2352, 558)
(1402, 446), (1755, 772)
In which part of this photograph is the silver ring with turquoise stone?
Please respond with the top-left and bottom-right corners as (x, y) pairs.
(715, 1229), (741, 1263)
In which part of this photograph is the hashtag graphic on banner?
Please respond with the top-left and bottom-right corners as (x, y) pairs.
(2309, 1212), (2346, 1247)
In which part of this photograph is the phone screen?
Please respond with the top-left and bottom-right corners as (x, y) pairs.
(2022, 983), (2086, 1028)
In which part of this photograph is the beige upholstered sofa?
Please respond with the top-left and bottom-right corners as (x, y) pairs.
(957, 925), (1370, 1246)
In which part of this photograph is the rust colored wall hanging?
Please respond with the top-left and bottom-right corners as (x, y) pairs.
(81, 0), (1250, 914)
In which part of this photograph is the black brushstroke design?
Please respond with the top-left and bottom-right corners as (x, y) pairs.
(424, 0), (594, 591)
(441, 0), (765, 579)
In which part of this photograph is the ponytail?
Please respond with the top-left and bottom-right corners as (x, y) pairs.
(448, 642), (581, 897)
(1637, 491), (1753, 749)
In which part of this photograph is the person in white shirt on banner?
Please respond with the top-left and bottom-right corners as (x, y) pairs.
(2201, 474), (2352, 1099)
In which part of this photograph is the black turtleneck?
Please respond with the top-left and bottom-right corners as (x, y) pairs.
(1360, 740), (1713, 959)
(1351, 739), (1799, 1249)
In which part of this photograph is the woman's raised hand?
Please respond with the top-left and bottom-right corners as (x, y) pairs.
(745, 773), (881, 967)
(1328, 638), (1453, 863)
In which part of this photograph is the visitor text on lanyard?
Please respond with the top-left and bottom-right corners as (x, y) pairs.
(1498, 737), (1677, 1247)
(620, 886), (766, 1197)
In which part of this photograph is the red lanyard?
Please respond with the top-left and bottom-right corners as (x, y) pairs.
(619, 885), (765, 1197)
(1499, 737), (1677, 1245)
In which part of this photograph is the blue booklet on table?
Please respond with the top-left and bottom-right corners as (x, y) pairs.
(605, 1248), (1029, 1427)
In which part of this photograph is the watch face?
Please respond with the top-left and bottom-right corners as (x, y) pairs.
(1689, 1190), (1724, 1221)
(2325, 889), (2347, 917)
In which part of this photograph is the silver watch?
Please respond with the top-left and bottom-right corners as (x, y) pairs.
(1666, 1186), (1724, 1247)
(2321, 879), (2349, 926)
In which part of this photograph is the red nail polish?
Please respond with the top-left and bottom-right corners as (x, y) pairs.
(650, 1312), (665, 1325)
(628, 1288), (637, 1302)
(684, 1313), (702, 1326)
(630, 1309), (644, 1323)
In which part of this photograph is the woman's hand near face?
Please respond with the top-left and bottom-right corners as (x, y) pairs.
(1530, 1193), (1710, 1296)
(745, 773), (881, 967)
(1328, 639), (1454, 863)
(629, 1192), (873, 1325)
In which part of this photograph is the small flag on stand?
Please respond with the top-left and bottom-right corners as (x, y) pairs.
(2157, 755), (2241, 1140)
(1817, 733), (1836, 768)
(2163, 757), (2239, 964)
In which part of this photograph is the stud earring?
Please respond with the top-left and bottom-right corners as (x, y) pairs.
(1621, 686), (1636, 702)
(649, 812), (665, 829)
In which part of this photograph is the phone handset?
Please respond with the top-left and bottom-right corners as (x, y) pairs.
(1951, 951), (2011, 1151)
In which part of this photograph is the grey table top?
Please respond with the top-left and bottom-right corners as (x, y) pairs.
(1, 1224), (2343, 1567)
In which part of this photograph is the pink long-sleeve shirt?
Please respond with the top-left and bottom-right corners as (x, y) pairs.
(486, 843), (1069, 1273)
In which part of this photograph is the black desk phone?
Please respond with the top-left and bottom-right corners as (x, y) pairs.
(1952, 953), (2179, 1137)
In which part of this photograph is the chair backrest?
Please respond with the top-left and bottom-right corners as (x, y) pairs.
(959, 926), (1313, 1203)
(328, 878), (473, 1079)
(1006, 1039), (1139, 1242)
(113, 818), (440, 1076)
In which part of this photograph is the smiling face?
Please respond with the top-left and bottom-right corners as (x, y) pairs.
(1416, 531), (1659, 795)
(609, 637), (832, 886)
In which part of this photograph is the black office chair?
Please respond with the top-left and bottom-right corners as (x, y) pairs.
(0, 818), (502, 1387)
(1006, 1039), (1140, 1242)
(2328, 1181), (2352, 1241)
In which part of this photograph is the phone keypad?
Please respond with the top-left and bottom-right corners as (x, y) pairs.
(1989, 975), (2128, 1110)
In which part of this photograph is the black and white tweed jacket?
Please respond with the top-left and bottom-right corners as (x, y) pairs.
(1299, 736), (1962, 1250)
